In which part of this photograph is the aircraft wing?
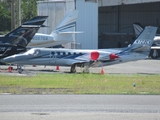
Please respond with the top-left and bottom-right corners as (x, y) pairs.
(58, 31), (83, 34)
(99, 48), (126, 54)
(63, 49), (121, 67)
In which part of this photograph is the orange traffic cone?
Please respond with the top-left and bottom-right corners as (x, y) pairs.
(101, 67), (104, 75)
(56, 66), (59, 70)
(8, 66), (13, 72)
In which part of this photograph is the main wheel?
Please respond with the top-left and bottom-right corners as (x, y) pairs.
(17, 65), (23, 74)
(70, 64), (76, 73)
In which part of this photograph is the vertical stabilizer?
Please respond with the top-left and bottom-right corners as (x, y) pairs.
(133, 23), (143, 36)
(125, 26), (157, 55)
(50, 10), (78, 42)
(1, 16), (48, 47)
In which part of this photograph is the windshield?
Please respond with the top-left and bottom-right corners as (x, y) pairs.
(24, 49), (35, 55)
(24, 49), (41, 56)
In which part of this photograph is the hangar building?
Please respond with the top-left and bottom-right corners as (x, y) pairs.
(37, 0), (160, 54)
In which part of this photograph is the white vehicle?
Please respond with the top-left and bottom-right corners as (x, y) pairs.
(27, 10), (79, 48)
(2, 26), (157, 73)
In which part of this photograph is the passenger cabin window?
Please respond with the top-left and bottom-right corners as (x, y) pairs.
(60, 52), (63, 55)
(57, 52), (60, 55)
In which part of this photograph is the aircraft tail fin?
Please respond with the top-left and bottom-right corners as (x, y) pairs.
(2, 16), (48, 47)
(133, 23), (144, 36)
(50, 10), (79, 42)
(124, 26), (157, 56)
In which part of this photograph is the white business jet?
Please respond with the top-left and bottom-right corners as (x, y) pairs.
(27, 10), (79, 48)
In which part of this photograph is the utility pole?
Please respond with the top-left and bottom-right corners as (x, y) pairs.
(7, 0), (15, 30)
(11, 0), (15, 30)
(18, 0), (21, 26)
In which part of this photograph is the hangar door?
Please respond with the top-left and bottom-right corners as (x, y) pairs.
(98, 2), (160, 49)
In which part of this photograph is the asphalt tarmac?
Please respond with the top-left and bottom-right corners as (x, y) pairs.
(0, 59), (160, 75)
(0, 95), (160, 120)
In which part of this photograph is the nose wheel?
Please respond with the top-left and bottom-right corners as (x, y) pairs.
(17, 65), (23, 74)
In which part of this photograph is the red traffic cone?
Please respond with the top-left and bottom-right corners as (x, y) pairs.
(8, 66), (13, 72)
(33, 64), (36, 67)
(56, 66), (59, 70)
(101, 67), (104, 75)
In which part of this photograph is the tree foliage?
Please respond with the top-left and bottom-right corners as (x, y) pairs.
(0, 1), (11, 32)
(0, 0), (39, 33)
(21, 0), (37, 23)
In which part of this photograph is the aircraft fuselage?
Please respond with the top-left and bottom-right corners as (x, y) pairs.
(1, 48), (148, 67)
(27, 33), (73, 48)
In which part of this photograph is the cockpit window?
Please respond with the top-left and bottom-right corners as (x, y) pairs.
(33, 49), (40, 56)
(24, 49), (40, 56)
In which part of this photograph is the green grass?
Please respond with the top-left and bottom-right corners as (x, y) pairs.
(0, 73), (160, 94)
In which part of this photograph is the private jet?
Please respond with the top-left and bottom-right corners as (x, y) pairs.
(27, 10), (80, 48)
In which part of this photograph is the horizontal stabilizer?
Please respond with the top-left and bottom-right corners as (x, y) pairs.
(58, 31), (83, 34)
(23, 16), (48, 25)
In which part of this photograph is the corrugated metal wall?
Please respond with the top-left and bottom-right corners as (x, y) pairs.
(98, 6), (119, 34)
(99, 2), (160, 34)
(119, 3), (160, 33)
(76, 0), (98, 49)
(98, 2), (160, 49)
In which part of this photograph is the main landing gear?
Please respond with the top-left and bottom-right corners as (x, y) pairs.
(70, 63), (90, 73)
(70, 64), (76, 73)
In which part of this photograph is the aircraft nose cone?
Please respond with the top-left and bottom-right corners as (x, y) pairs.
(1, 55), (18, 63)
(0, 59), (4, 63)
(1, 54), (29, 64)
(1, 57), (11, 63)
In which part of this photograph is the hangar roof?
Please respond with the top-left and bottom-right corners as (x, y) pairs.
(98, 0), (160, 7)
